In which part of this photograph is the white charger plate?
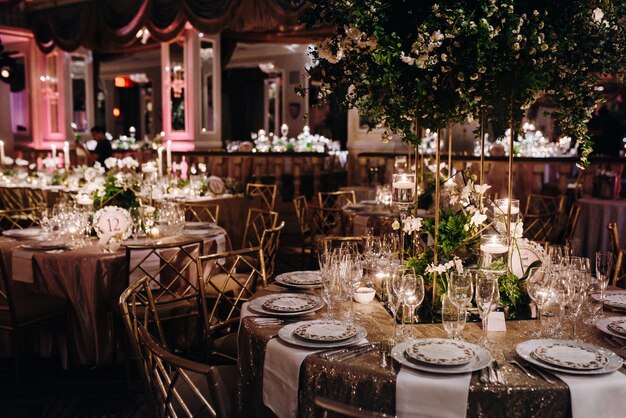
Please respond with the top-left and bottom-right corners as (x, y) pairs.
(516, 339), (623, 375)
(275, 271), (322, 289)
(596, 317), (626, 340)
(248, 293), (324, 317)
(262, 294), (320, 313)
(532, 341), (608, 370)
(293, 320), (358, 342)
(278, 320), (367, 349)
(405, 338), (476, 366)
(21, 240), (69, 251)
(392, 340), (491, 374)
(3, 228), (42, 239)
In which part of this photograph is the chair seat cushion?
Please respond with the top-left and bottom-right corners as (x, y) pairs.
(0, 291), (69, 328)
(204, 273), (257, 296)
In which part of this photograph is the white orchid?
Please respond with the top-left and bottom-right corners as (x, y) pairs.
(121, 156), (139, 170)
(15, 158), (28, 167)
(425, 263), (448, 275)
(512, 221), (524, 238)
(104, 157), (118, 170)
(402, 216), (423, 234)
(474, 183), (491, 194)
(467, 209), (487, 230)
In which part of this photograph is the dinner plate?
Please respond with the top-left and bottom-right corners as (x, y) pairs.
(596, 317), (626, 340)
(281, 271), (322, 286)
(516, 339), (623, 375)
(532, 341), (608, 370)
(21, 240), (69, 251)
(3, 228), (42, 239)
(603, 292), (626, 311)
(607, 319), (626, 336)
(293, 320), (357, 342)
(405, 338), (476, 366)
(278, 320), (367, 349)
(184, 222), (216, 230)
(262, 294), (320, 313)
(248, 294), (324, 317)
(274, 271), (322, 289)
(392, 340), (491, 374)
(182, 228), (222, 237)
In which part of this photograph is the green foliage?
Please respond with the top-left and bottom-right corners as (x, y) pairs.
(498, 272), (532, 319)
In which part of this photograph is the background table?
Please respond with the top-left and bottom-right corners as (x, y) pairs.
(0, 230), (230, 367)
(573, 197), (626, 264)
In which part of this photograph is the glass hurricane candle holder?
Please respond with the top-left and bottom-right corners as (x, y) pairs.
(479, 234), (509, 274)
(392, 173), (416, 211)
(493, 198), (520, 229)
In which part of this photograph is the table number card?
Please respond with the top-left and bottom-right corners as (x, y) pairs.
(487, 312), (507, 332)
(92, 206), (133, 240)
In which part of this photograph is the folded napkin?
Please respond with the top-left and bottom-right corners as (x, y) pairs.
(12, 249), (35, 283)
(262, 339), (325, 418)
(396, 366), (471, 418)
(555, 370), (626, 418)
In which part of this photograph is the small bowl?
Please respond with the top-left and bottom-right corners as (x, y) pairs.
(353, 287), (376, 304)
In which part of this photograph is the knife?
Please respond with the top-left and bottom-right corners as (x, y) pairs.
(333, 344), (378, 362)
(320, 344), (366, 360)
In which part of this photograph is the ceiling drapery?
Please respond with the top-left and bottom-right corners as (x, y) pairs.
(25, 0), (307, 53)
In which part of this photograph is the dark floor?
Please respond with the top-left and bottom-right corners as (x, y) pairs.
(0, 356), (148, 418)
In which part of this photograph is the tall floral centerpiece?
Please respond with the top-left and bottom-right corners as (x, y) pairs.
(87, 157), (141, 211)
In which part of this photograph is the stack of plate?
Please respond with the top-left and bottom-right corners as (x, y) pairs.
(516, 339), (623, 375)
(596, 317), (626, 340)
(3, 228), (43, 240)
(602, 291), (626, 312)
(391, 338), (492, 374)
(274, 271), (322, 289)
(278, 319), (367, 348)
(248, 293), (324, 317)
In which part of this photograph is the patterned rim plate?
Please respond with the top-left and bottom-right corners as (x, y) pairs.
(3, 228), (42, 239)
(21, 240), (68, 251)
(607, 319), (626, 336)
(275, 271), (322, 288)
(595, 317), (626, 340)
(405, 338), (476, 366)
(248, 294), (324, 317)
(183, 228), (220, 237)
(184, 222), (216, 230)
(533, 342), (608, 370)
(392, 340), (492, 375)
(517, 339), (622, 375)
(603, 293), (626, 310)
(261, 294), (320, 313)
(293, 320), (357, 342)
(282, 272), (322, 286)
(278, 321), (367, 349)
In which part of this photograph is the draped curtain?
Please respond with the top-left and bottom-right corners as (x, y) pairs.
(23, 0), (307, 53)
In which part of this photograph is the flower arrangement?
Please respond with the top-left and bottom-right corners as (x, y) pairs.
(90, 158), (140, 210)
(303, 0), (625, 164)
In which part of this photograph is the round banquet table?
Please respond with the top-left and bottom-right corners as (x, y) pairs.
(238, 286), (626, 418)
(0, 229), (230, 367)
(572, 197), (626, 264)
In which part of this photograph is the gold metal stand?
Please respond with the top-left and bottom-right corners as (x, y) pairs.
(432, 128), (442, 309)
(479, 111), (485, 185)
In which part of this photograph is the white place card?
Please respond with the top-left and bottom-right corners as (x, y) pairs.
(487, 312), (506, 332)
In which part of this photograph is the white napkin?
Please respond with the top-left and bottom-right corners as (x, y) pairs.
(555, 371), (626, 418)
(396, 366), (471, 418)
(12, 249), (35, 283)
(262, 339), (325, 418)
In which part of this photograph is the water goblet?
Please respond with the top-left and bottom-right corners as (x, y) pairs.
(402, 271), (424, 328)
(526, 266), (553, 337)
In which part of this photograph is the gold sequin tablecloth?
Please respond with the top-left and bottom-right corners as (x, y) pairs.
(238, 288), (626, 417)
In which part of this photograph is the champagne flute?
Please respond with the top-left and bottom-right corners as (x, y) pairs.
(321, 260), (338, 319)
(403, 272), (425, 327)
(387, 269), (403, 341)
(442, 293), (466, 340)
(595, 251), (614, 291)
(475, 273), (497, 345)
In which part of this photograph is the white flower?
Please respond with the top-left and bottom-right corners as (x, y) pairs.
(2, 156), (14, 165)
(15, 158), (28, 167)
(402, 216), (423, 234)
(28, 163), (36, 170)
(198, 163), (207, 173)
(76, 193), (94, 205)
(142, 164), (157, 174)
(474, 183), (491, 194)
(469, 210), (487, 228)
(426, 263), (448, 275)
(121, 156), (139, 170)
(454, 258), (464, 274)
(392, 219), (400, 230)
(104, 157), (118, 170)
(593, 8), (604, 23)
(400, 52), (415, 65)
(512, 221), (524, 238)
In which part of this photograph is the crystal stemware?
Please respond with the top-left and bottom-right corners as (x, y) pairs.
(475, 272), (498, 345)
(595, 251), (614, 291)
(442, 293), (466, 340)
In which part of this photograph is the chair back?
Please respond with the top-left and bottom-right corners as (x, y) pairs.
(318, 190), (356, 210)
(293, 195), (311, 236)
(198, 247), (265, 350)
(315, 397), (392, 418)
(260, 221), (284, 281)
(0, 187), (27, 210)
(242, 208), (278, 249)
(322, 236), (364, 254)
(0, 256), (18, 331)
(246, 183), (277, 211)
(137, 326), (232, 418)
(523, 194), (566, 243)
(312, 206), (345, 236)
(0, 208), (39, 231)
(562, 203), (581, 242)
(184, 202), (220, 224)
(608, 222), (626, 286)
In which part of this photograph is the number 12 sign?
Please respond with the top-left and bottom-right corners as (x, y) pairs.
(92, 206), (133, 239)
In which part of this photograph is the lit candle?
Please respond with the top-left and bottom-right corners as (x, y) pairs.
(495, 198), (520, 215)
(392, 176), (415, 189)
(51, 144), (57, 167)
(166, 140), (172, 173)
(480, 237), (508, 254)
(0, 140), (4, 167)
(157, 147), (163, 177)
(63, 141), (70, 170)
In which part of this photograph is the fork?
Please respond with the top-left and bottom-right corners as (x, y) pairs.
(503, 351), (537, 380)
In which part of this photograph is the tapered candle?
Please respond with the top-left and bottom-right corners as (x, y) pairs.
(51, 144), (57, 166)
(0, 140), (4, 167)
(63, 141), (70, 170)
(166, 140), (172, 173)
(157, 146), (163, 177)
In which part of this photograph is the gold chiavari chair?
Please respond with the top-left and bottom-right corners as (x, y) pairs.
(608, 222), (626, 287)
(0, 186), (27, 210)
(322, 236), (365, 254)
(314, 397), (393, 418)
(291, 195), (315, 265)
(246, 182), (277, 211)
(562, 203), (582, 243)
(183, 202), (220, 224)
(198, 247), (265, 362)
(312, 206), (345, 236)
(318, 190), (357, 210)
(259, 221), (284, 282)
(137, 326), (236, 418)
(23, 187), (46, 208)
(241, 208), (279, 249)
(0, 256), (69, 381)
(0, 208), (39, 231)
(522, 194), (566, 244)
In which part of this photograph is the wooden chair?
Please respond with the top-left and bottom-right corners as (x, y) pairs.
(315, 397), (393, 418)
(0, 256), (70, 381)
(241, 208), (279, 249)
(522, 194), (566, 244)
(137, 326), (236, 418)
(608, 222), (626, 287)
(198, 247), (265, 362)
(246, 183), (277, 211)
(259, 221), (284, 282)
(183, 202), (220, 224)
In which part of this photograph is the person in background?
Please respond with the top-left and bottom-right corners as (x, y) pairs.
(89, 125), (112, 167)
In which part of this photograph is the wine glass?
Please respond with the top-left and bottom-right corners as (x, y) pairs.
(386, 271), (402, 342)
(526, 266), (553, 337)
(321, 257), (338, 318)
(475, 273), (498, 345)
(584, 282), (604, 325)
(547, 244), (567, 269)
(595, 251), (614, 291)
(448, 271), (473, 309)
(442, 293), (466, 340)
(568, 273), (587, 338)
(402, 271), (425, 327)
